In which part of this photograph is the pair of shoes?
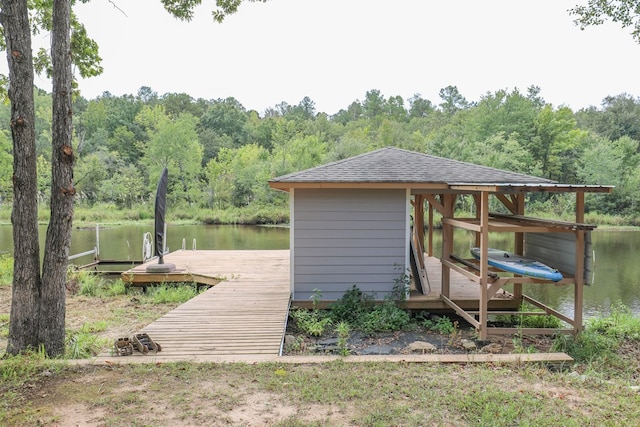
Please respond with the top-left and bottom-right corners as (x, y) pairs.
(132, 333), (162, 354)
(114, 337), (133, 356)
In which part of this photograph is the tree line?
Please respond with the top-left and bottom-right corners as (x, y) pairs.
(1, 85), (639, 220)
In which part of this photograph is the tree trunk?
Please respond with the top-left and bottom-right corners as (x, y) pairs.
(40, 0), (74, 357)
(2, 0), (42, 355)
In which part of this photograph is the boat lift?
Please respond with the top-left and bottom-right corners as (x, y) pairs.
(69, 224), (196, 277)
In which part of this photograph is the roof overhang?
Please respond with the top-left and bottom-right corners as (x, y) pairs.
(446, 183), (614, 194)
(268, 181), (449, 192)
(269, 181), (614, 194)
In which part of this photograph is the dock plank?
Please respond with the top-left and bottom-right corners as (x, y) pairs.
(99, 250), (291, 362)
(96, 249), (527, 364)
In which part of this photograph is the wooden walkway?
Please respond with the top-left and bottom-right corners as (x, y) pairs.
(94, 249), (523, 363)
(95, 250), (291, 363)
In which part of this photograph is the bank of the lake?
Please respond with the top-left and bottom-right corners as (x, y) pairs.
(1, 201), (639, 229)
(0, 203), (291, 227)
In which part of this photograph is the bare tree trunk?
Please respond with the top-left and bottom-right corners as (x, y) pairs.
(40, 0), (74, 357)
(1, 0), (42, 355)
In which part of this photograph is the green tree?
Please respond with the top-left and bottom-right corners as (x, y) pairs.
(160, 0), (270, 23)
(288, 96), (317, 120)
(408, 93), (435, 119)
(578, 135), (640, 214)
(161, 92), (206, 118)
(99, 163), (146, 209)
(576, 93), (640, 144)
(76, 97), (107, 144)
(474, 132), (539, 175)
(333, 101), (365, 125)
(439, 85), (469, 115)
(199, 97), (248, 152)
(205, 144), (271, 208)
(142, 111), (203, 205)
(205, 148), (234, 209)
(571, 0), (640, 43)
(108, 125), (140, 163)
(470, 88), (541, 144)
(529, 106), (585, 182)
(74, 150), (109, 204)
(363, 89), (386, 120)
(231, 143), (271, 207)
(385, 95), (408, 122)
(245, 111), (276, 150)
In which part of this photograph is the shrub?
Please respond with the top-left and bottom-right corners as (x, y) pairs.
(329, 285), (374, 324)
(74, 270), (105, 297)
(358, 302), (411, 333)
(146, 284), (199, 304)
(65, 329), (110, 359)
(104, 279), (127, 296)
(552, 303), (640, 367)
(519, 313), (562, 329)
(289, 307), (332, 337)
(335, 321), (351, 356)
(423, 315), (456, 334)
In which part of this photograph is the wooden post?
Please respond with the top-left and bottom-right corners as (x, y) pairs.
(478, 191), (490, 340)
(473, 194), (481, 248)
(414, 195), (424, 254)
(441, 194), (455, 298)
(513, 193), (525, 302)
(574, 192), (585, 333)
(428, 202), (433, 257)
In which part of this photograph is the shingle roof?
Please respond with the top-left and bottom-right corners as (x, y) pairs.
(270, 147), (555, 185)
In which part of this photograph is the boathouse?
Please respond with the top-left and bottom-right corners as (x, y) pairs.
(269, 147), (612, 338)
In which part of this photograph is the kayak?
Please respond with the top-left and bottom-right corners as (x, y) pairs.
(470, 247), (563, 282)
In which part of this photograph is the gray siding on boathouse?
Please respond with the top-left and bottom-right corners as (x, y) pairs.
(292, 188), (408, 301)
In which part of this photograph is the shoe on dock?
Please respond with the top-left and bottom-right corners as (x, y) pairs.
(133, 333), (162, 354)
(114, 337), (133, 356)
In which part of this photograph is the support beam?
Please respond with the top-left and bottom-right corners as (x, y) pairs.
(478, 191), (490, 340)
(441, 295), (480, 328)
(414, 195), (425, 254)
(428, 203), (434, 256)
(523, 294), (575, 326)
(496, 193), (516, 213)
(473, 194), (481, 248)
(440, 194), (455, 298)
(574, 192), (585, 333)
(513, 193), (525, 302)
(424, 194), (444, 215)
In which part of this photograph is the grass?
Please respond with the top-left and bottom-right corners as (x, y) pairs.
(3, 361), (638, 426)
(552, 303), (640, 380)
(0, 262), (639, 425)
(0, 254), (12, 285)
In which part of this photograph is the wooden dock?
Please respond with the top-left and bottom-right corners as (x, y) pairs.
(96, 250), (291, 362)
(94, 249), (522, 363)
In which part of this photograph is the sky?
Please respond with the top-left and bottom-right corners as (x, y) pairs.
(28, 0), (640, 115)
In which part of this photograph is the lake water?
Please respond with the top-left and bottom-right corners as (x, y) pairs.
(0, 223), (638, 318)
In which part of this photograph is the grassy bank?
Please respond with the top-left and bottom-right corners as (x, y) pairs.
(0, 202), (290, 227)
(2, 201), (639, 228)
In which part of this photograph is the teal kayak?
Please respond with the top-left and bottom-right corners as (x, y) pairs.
(470, 247), (563, 282)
